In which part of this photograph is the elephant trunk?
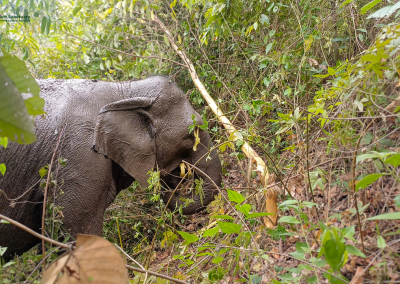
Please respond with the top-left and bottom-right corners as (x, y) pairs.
(161, 134), (222, 215)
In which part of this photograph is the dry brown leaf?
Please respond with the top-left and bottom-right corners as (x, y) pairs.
(42, 235), (129, 284)
(350, 267), (365, 284)
(319, 64), (327, 71)
(308, 58), (319, 66)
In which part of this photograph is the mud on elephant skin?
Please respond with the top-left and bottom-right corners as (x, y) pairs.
(0, 76), (222, 260)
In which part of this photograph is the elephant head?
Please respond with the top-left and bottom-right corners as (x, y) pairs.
(92, 78), (221, 214)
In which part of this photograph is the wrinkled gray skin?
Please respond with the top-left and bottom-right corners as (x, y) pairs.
(0, 76), (221, 260)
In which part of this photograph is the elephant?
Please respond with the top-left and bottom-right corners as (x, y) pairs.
(0, 76), (222, 261)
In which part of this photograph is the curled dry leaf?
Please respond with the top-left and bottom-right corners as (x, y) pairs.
(42, 235), (129, 284)
(308, 57), (319, 66)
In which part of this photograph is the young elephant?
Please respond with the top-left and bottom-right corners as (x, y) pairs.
(0, 76), (222, 260)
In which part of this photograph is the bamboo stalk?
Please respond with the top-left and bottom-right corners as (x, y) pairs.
(153, 14), (277, 227)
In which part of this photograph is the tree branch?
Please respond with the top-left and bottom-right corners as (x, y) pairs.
(152, 14), (277, 228)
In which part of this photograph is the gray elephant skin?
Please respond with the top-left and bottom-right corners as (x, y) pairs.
(0, 76), (222, 260)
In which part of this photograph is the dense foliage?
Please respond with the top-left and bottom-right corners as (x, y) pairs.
(1, 0), (400, 283)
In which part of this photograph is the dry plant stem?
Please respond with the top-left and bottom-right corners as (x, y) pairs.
(0, 214), (69, 249)
(126, 265), (189, 284)
(351, 120), (373, 255)
(306, 86), (320, 219)
(152, 14), (277, 228)
(349, 94), (400, 254)
(42, 125), (66, 266)
(115, 245), (148, 284)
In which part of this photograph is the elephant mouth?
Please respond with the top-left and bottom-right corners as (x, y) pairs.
(161, 165), (200, 195)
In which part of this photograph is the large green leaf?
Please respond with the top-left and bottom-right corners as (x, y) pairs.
(384, 154), (400, 168)
(345, 245), (365, 258)
(278, 216), (300, 224)
(360, 0), (383, 15)
(365, 212), (400, 221)
(226, 189), (245, 204)
(0, 52), (44, 115)
(217, 221), (242, 234)
(325, 239), (346, 271)
(177, 231), (198, 244)
(355, 173), (385, 192)
(0, 64), (36, 144)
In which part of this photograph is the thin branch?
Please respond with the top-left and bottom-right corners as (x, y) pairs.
(153, 13), (277, 228)
(0, 214), (69, 249)
(42, 125), (66, 266)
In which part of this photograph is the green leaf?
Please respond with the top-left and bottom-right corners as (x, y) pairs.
(212, 215), (234, 220)
(306, 275), (318, 283)
(0, 137), (8, 148)
(279, 200), (298, 207)
(0, 52), (44, 116)
(41, 16), (47, 34)
(227, 189), (245, 204)
(39, 166), (48, 178)
(365, 212), (400, 221)
(360, 0), (383, 15)
(217, 221), (242, 234)
(394, 195), (400, 208)
(0, 220), (10, 224)
(384, 154), (400, 168)
(0, 163), (5, 175)
(345, 245), (366, 258)
(46, 17), (51, 35)
(377, 236), (386, 249)
(211, 256), (224, 264)
(265, 43), (273, 54)
(163, 34), (170, 47)
(24, 96), (45, 116)
(356, 173), (384, 192)
(367, 2), (400, 19)
(72, 6), (82, 15)
(296, 242), (310, 253)
(0, 53), (40, 97)
(342, 226), (356, 241)
(246, 212), (275, 219)
(235, 204), (251, 216)
(0, 64), (36, 144)
(325, 239), (346, 271)
(203, 226), (219, 237)
(289, 251), (305, 260)
(83, 54), (90, 64)
(177, 231), (198, 244)
(278, 216), (300, 224)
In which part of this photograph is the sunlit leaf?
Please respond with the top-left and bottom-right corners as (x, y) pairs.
(278, 216), (300, 224)
(226, 189), (245, 204)
(356, 173), (384, 192)
(217, 221), (242, 234)
(365, 212), (400, 221)
(177, 231), (198, 244)
(0, 163), (5, 175)
(203, 226), (219, 237)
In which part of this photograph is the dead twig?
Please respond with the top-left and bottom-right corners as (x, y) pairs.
(41, 125), (66, 266)
(0, 214), (69, 249)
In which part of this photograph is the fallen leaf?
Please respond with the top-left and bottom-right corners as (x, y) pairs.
(319, 64), (327, 71)
(42, 235), (129, 284)
(308, 58), (318, 66)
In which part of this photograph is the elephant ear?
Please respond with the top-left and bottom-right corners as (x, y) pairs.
(93, 97), (156, 187)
